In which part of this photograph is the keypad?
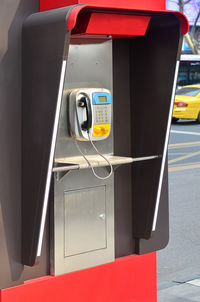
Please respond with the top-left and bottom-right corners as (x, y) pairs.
(94, 105), (111, 124)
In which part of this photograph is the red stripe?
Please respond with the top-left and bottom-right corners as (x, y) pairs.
(1, 254), (157, 302)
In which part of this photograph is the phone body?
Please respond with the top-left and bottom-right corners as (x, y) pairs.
(68, 88), (112, 141)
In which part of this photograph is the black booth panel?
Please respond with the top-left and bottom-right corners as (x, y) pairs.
(0, 0), (51, 290)
(135, 161), (169, 254)
(130, 14), (182, 247)
(113, 38), (135, 257)
(114, 14), (182, 256)
(22, 7), (72, 266)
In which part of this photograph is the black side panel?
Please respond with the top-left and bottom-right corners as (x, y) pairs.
(22, 7), (72, 266)
(130, 14), (181, 243)
(136, 161), (169, 254)
(113, 14), (182, 257)
(132, 158), (162, 239)
(0, 0), (50, 290)
(113, 38), (135, 258)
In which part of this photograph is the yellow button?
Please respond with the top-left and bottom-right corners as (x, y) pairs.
(93, 127), (102, 135)
(93, 124), (110, 137)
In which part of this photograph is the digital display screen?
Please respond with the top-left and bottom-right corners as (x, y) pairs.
(98, 96), (107, 103)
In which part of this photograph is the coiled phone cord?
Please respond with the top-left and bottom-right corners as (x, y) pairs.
(74, 130), (113, 180)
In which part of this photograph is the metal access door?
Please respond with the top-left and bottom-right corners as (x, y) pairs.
(52, 171), (114, 276)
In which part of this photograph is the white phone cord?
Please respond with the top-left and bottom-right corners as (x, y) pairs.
(74, 131), (113, 180)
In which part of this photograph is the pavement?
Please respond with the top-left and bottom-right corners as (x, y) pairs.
(158, 281), (200, 302)
(157, 120), (200, 302)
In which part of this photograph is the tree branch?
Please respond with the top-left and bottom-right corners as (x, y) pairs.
(183, 0), (192, 4)
(178, 0), (184, 12)
(184, 33), (195, 53)
(191, 10), (200, 44)
(194, 10), (200, 29)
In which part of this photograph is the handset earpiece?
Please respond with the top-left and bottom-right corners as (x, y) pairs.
(78, 94), (92, 131)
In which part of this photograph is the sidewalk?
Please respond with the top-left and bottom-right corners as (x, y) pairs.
(158, 276), (200, 301)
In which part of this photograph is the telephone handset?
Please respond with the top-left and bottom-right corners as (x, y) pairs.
(77, 93), (92, 131)
(68, 88), (112, 141)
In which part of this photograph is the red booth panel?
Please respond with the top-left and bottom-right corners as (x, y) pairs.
(0, 254), (157, 302)
(71, 13), (151, 37)
(40, 0), (165, 12)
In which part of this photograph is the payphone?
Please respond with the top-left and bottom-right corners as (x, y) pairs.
(68, 88), (112, 141)
(0, 0), (191, 301)
(21, 5), (189, 271)
(4, 2), (186, 300)
(0, 0), (190, 301)
(67, 88), (113, 180)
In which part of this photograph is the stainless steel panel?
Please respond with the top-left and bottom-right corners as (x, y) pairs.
(64, 186), (106, 257)
(52, 38), (114, 276)
(52, 170), (114, 276)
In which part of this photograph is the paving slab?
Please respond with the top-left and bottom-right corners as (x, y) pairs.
(187, 278), (200, 287)
(158, 283), (200, 302)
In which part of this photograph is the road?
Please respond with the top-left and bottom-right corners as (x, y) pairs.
(157, 120), (200, 301)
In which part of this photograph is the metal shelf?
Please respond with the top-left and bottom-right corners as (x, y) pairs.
(53, 155), (158, 173)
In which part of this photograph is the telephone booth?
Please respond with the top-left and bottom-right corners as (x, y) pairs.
(0, 0), (188, 301)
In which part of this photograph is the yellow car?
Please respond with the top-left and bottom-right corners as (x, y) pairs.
(172, 84), (200, 123)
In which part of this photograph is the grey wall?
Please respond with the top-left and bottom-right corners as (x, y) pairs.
(0, 0), (49, 289)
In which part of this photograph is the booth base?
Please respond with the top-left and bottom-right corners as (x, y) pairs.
(0, 253), (157, 302)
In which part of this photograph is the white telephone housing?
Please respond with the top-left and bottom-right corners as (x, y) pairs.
(68, 88), (112, 141)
